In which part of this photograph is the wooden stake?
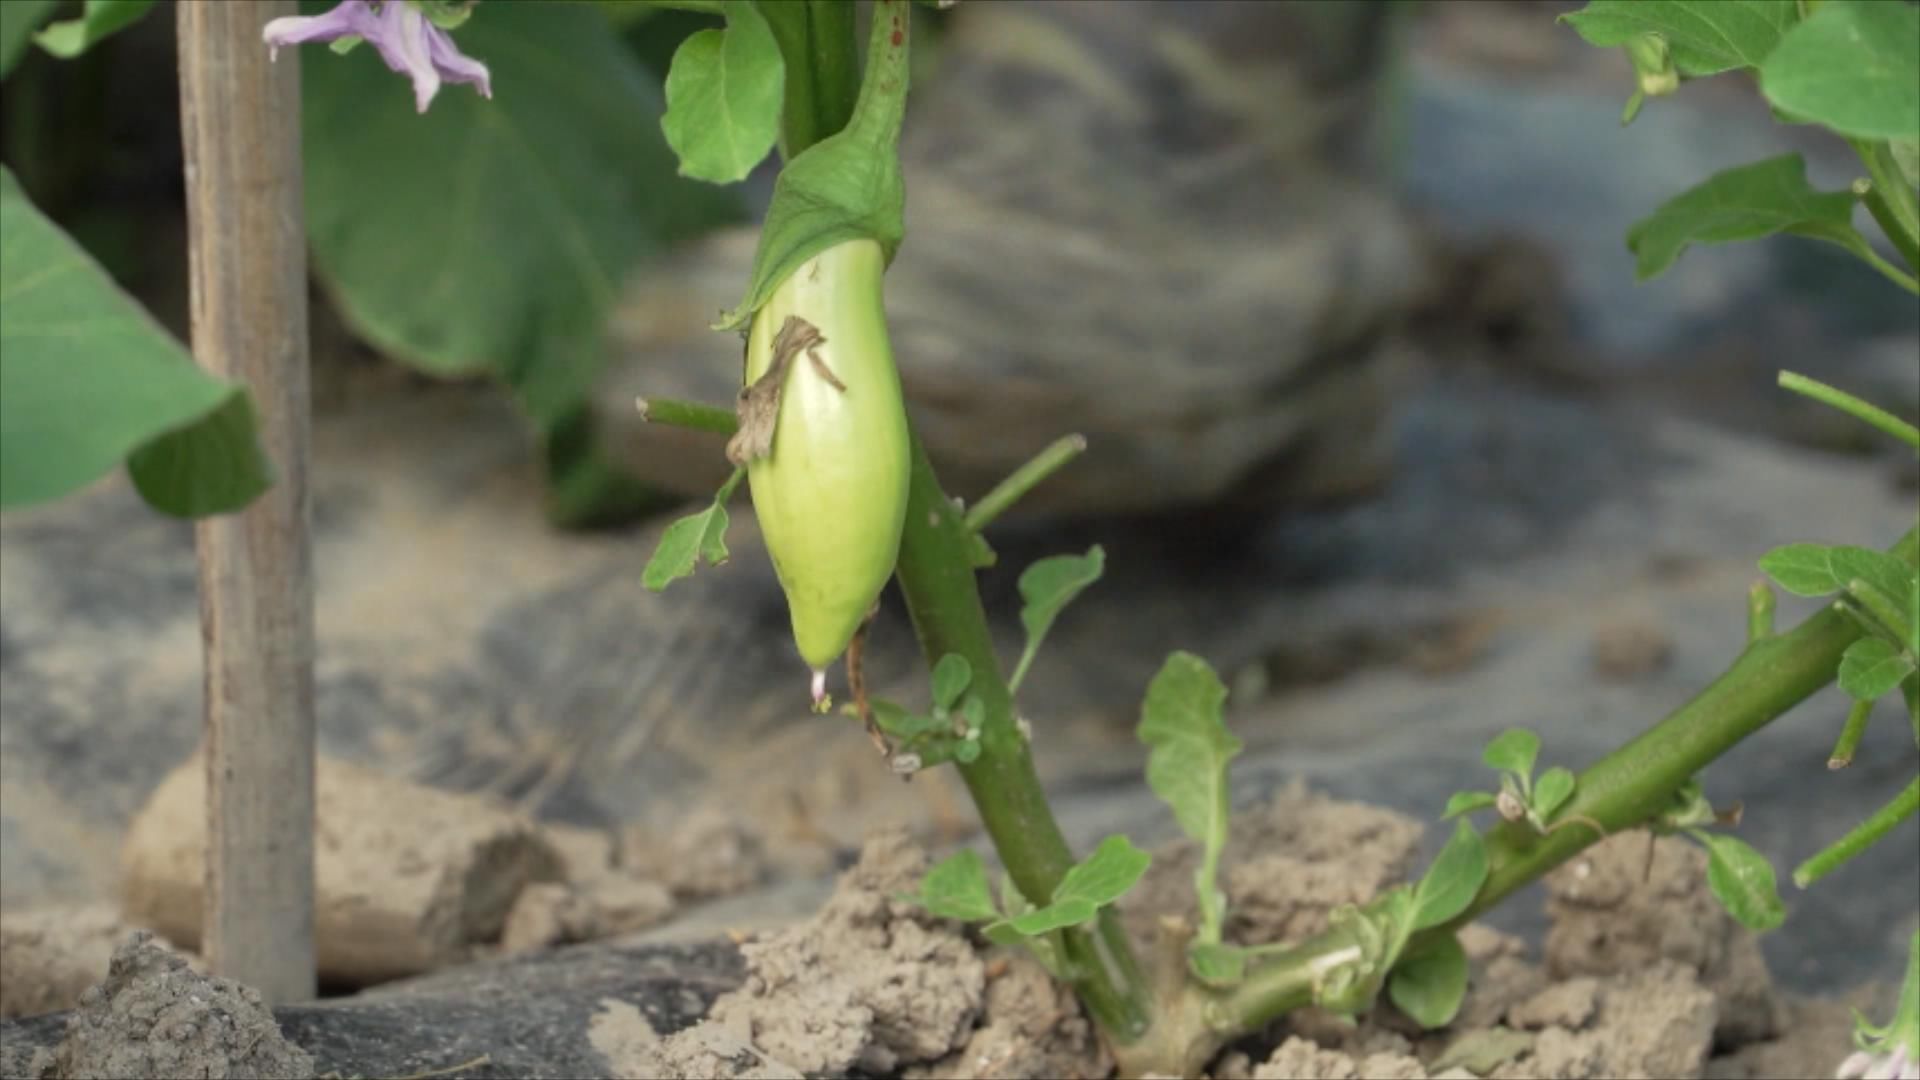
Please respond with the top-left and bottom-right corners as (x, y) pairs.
(177, 0), (316, 1003)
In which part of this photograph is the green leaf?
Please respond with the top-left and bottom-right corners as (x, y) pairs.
(1533, 767), (1577, 821)
(931, 654), (972, 712)
(1892, 140), (1920, 190)
(302, 0), (741, 426)
(1839, 638), (1916, 701)
(1560, 1), (1799, 76)
(967, 530), (998, 569)
(32, 0), (153, 60)
(0, 0), (59, 76)
(1481, 729), (1540, 780)
(715, 0), (911, 329)
(1138, 651), (1242, 941)
(1006, 835), (1150, 936)
(1760, 542), (1846, 595)
(1388, 932), (1469, 1029)
(1442, 791), (1499, 819)
(641, 468), (743, 591)
(1413, 819), (1489, 932)
(127, 394), (274, 517)
(1626, 154), (1882, 281)
(659, 0), (784, 184)
(1692, 830), (1786, 931)
(1189, 942), (1249, 987)
(1830, 547), (1920, 628)
(1759, 0), (1919, 142)
(0, 166), (270, 516)
(1009, 546), (1105, 693)
(914, 850), (999, 923)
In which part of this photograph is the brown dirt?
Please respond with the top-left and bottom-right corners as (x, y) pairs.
(0, 907), (192, 1020)
(27, 933), (313, 1080)
(119, 752), (566, 986)
(707, 829), (987, 1076)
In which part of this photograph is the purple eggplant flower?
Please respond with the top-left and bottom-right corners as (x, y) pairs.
(263, 0), (490, 114)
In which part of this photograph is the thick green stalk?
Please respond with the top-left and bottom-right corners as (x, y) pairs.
(1206, 526), (1920, 1040)
(895, 431), (1152, 1040)
(758, 0), (859, 159)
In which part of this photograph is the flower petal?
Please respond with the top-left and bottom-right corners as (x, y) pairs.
(261, 0), (377, 61)
(426, 24), (491, 99)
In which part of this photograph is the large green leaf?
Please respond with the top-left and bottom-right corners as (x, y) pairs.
(1561, 1), (1799, 76)
(1626, 154), (1875, 280)
(0, 167), (270, 515)
(0, 0), (59, 77)
(1760, 0), (1919, 142)
(660, 0), (784, 183)
(301, 0), (741, 426)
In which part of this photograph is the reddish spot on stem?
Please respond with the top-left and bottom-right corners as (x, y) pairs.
(891, 28), (903, 46)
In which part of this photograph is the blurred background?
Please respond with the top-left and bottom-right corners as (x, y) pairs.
(1, 0), (1915, 1009)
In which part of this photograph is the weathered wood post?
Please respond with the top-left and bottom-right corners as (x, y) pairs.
(176, 0), (316, 1002)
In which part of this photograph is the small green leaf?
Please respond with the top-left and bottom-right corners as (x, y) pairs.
(967, 530), (998, 568)
(0, 166), (269, 516)
(1481, 729), (1540, 780)
(1759, 0), (1919, 142)
(981, 920), (1023, 949)
(32, 0), (153, 60)
(1388, 932), (1470, 1029)
(1839, 638), (1916, 702)
(953, 738), (982, 764)
(659, 0), (785, 184)
(1006, 835), (1150, 936)
(0, 0), (60, 76)
(960, 695), (985, 733)
(1692, 830), (1786, 931)
(1009, 546), (1105, 693)
(1560, 1), (1799, 76)
(931, 654), (972, 712)
(1533, 767), (1577, 821)
(914, 850), (999, 923)
(1626, 155), (1880, 281)
(1414, 818), (1489, 931)
(1189, 942), (1249, 987)
(640, 468), (743, 591)
(1442, 791), (1499, 819)
(1760, 542), (1846, 596)
(1830, 548), (1918, 615)
(1138, 651), (1242, 942)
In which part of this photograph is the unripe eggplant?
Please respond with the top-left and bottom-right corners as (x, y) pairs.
(741, 239), (911, 697)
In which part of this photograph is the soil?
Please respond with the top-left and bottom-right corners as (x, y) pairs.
(0, 791), (1901, 1079)
(25, 934), (313, 1080)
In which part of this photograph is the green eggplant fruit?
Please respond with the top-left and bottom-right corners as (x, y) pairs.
(741, 239), (911, 699)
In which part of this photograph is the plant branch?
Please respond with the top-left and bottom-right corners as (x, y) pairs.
(634, 395), (739, 436)
(1778, 371), (1920, 452)
(1205, 526), (1920, 1040)
(1794, 775), (1919, 888)
(964, 434), (1088, 532)
(1829, 698), (1873, 769)
(1852, 139), (1920, 274)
